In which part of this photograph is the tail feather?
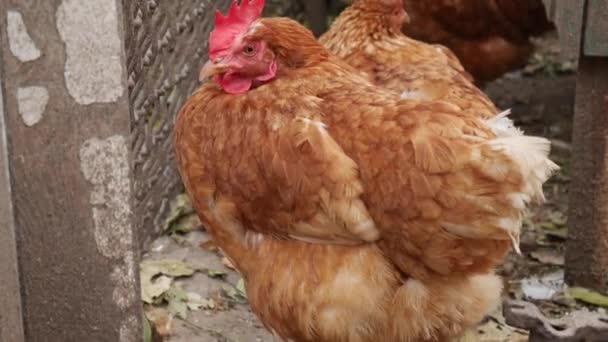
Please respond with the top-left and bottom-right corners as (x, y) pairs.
(485, 109), (523, 137)
(485, 135), (559, 203)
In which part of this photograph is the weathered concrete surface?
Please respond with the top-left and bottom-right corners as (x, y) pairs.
(566, 56), (608, 293)
(542, 0), (585, 60)
(6, 10), (40, 62)
(17, 86), (48, 126)
(56, 0), (125, 104)
(123, 0), (233, 248)
(584, 0), (608, 57)
(0, 58), (26, 342)
(0, 1), (141, 340)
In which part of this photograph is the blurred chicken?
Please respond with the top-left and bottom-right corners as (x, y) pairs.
(175, 0), (557, 340)
(402, 0), (554, 82)
(320, 0), (498, 119)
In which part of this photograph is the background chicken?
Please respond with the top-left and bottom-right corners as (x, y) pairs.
(293, 0), (554, 82)
(175, 0), (557, 340)
(320, 0), (498, 119)
(401, 0), (554, 83)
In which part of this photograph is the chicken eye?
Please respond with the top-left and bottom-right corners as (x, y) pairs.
(243, 44), (256, 56)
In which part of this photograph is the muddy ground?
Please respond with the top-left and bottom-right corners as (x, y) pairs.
(140, 32), (601, 342)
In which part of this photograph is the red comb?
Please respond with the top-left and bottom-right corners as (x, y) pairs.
(209, 0), (265, 60)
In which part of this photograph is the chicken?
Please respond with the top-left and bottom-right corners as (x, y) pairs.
(319, 0), (498, 119)
(401, 0), (554, 82)
(174, 0), (557, 340)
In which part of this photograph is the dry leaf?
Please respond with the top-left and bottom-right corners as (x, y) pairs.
(236, 278), (247, 299)
(141, 259), (196, 278)
(207, 269), (227, 279)
(145, 307), (173, 337)
(163, 194), (194, 233)
(222, 257), (236, 270)
(200, 240), (218, 251)
(140, 259), (196, 303)
(141, 275), (173, 304)
(529, 249), (565, 266)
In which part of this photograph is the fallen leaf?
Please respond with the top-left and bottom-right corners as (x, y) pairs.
(145, 307), (173, 337)
(236, 278), (247, 299)
(143, 314), (153, 342)
(207, 269), (228, 279)
(202, 297), (217, 310)
(545, 228), (568, 241)
(185, 292), (216, 311)
(222, 257), (236, 270)
(209, 290), (229, 311)
(140, 259), (196, 303)
(163, 194), (194, 233)
(223, 282), (247, 304)
(141, 275), (173, 304)
(568, 287), (608, 307)
(529, 249), (565, 266)
(141, 259), (196, 278)
(162, 284), (215, 319)
(168, 214), (202, 237)
(165, 285), (189, 319)
(540, 222), (557, 230)
(200, 240), (218, 252)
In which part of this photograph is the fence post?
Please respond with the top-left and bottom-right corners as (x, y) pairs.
(565, 0), (608, 293)
(0, 51), (25, 342)
(0, 1), (141, 340)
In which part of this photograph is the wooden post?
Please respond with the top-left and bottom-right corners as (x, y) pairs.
(0, 58), (25, 342)
(566, 56), (608, 292)
(565, 0), (608, 292)
(0, 1), (141, 340)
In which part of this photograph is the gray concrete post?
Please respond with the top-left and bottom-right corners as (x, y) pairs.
(0, 1), (141, 340)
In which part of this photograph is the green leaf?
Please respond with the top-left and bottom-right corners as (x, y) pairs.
(163, 194), (194, 234)
(207, 269), (227, 279)
(568, 287), (608, 307)
(236, 278), (247, 299)
(143, 314), (152, 342)
(141, 259), (196, 278)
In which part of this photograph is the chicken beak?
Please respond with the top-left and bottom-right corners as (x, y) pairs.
(402, 10), (411, 24)
(199, 60), (218, 82)
(199, 60), (229, 82)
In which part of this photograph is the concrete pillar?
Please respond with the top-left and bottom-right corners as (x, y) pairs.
(0, 0), (230, 339)
(0, 1), (140, 340)
(565, 0), (608, 293)
(0, 50), (25, 342)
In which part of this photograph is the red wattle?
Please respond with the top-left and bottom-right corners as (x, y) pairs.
(218, 73), (253, 94)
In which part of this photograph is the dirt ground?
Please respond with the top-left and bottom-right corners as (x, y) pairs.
(140, 32), (602, 342)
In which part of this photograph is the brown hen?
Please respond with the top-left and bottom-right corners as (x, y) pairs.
(174, 1), (557, 340)
(402, 0), (554, 82)
(320, 0), (498, 119)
